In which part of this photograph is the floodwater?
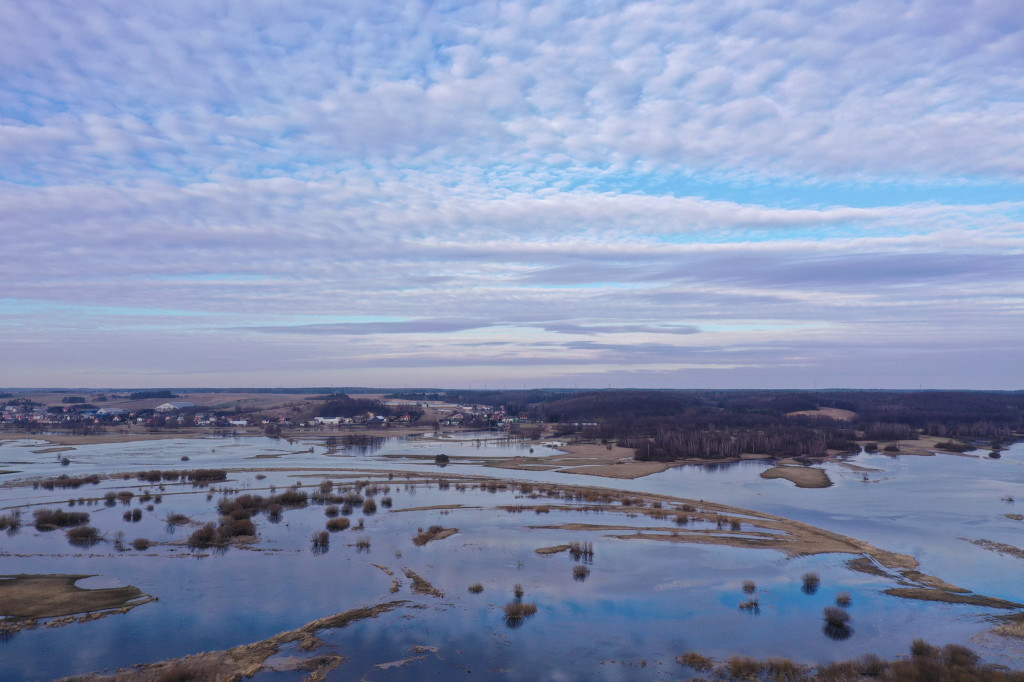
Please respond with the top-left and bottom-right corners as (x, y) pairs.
(0, 434), (1022, 680)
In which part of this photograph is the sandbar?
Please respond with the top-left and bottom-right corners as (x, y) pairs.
(760, 465), (833, 488)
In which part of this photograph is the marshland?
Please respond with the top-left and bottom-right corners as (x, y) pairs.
(1, 390), (1023, 679)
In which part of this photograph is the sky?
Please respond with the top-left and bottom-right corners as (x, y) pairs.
(1, 0), (1022, 390)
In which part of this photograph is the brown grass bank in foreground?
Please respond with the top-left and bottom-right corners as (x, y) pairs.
(677, 640), (1024, 681)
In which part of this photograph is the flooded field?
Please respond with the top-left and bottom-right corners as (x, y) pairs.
(1, 435), (1022, 679)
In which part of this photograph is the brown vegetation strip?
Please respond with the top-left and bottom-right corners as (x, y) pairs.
(965, 538), (1024, 560)
(535, 544), (571, 555)
(391, 504), (468, 513)
(412, 526), (459, 546)
(883, 588), (1024, 609)
(60, 600), (408, 682)
(402, 569), (444, 598)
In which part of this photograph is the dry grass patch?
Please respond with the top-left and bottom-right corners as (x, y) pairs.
(412, 525), (458, 546)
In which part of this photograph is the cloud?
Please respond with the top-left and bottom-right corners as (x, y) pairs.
(1, 1), (1022, 387)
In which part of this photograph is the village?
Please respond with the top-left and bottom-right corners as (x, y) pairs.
(0, 390), (524, 437)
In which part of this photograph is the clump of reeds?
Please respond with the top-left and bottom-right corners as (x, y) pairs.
(742, 580), (756, 594)
(739, 597), (760, 614)
(326, 517), (350, 532)
(502, 601), (538, 628)
(801, 572), (821, 594)
(676, 652), (713, 671)
(66, 525), (101, 547)
(573, 565), (590, 581)
(765, 658), (804, 679)
(355, 537), (371, 551)
(468, 583), (484, 594)
(33, 508), (89, 531)
(132, 538), (151, 551)
(569, 541), (594, 562)
(835, 591), (852, 606)
(311, 530), (330, 554)
(727, 656), (762, 679)
(0, 512), (22, 533)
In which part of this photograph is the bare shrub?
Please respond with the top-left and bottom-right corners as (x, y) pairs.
(67, 525), (101, 547)
(801, 572), (821, 594)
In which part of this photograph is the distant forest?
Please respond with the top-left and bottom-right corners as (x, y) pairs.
(393, 389), (1024, 462)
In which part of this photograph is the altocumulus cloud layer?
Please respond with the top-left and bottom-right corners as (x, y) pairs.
(1, 0), (1022, 388)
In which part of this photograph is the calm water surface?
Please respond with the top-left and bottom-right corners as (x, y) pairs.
(0, 435), (1021, 679)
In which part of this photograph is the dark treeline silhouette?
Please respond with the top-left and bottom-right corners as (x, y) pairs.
(307, 395), (395, 419)
(476, 389), (1024, 462)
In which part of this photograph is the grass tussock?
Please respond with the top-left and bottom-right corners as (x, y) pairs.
(123, 508), (143, 522)
(835, 592), (852, 607)
(502, 601), (538, 628)
(573, 564), (591, 581)
(363, 497), (377, 514)
(132, 538), (152, 551)
(380, 496), (393, 508)
(355, 537), (371, 551)
(739, 598), (760, 614)
(165, 512), (191, 526)
(677, 652), (714, 671)
(468, 583), (484, 594)
(326, 517), (350, 532)
(742, 580), (757, 594)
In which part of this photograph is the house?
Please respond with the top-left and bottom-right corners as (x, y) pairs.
(314, 417), (341, 425)
(155, 402), (197, 412)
